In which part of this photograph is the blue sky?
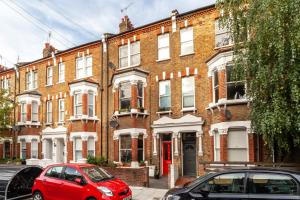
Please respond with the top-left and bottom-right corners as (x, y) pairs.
(0, 0), (215, 68)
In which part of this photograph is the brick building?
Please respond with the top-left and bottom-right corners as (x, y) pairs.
(0, 4), (269, 179)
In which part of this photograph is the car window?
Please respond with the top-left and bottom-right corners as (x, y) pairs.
(193, 173), (245, 194)
(249, 173), (298, 195)
(45, 166), (64, 179)
(63, 167), (83, 183)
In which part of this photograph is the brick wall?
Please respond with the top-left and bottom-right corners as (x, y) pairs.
(103, 167), (149, 187)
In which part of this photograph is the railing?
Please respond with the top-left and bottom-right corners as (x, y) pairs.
(199, 161), (300, 173)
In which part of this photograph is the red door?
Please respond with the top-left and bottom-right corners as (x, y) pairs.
(162, 141), (172, 175)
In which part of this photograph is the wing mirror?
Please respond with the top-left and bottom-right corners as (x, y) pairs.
(74, 177), (86, 186)
(199, 188), (209, 198)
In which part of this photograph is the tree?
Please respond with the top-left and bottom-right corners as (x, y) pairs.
(0, 89), (14, 131)
(217, 0), (300, 160)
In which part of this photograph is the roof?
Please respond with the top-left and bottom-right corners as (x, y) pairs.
(16, 90), (42, 96)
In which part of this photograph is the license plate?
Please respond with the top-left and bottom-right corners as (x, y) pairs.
(123, 195), (132, 200)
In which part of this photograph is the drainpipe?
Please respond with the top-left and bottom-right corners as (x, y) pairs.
(100, 36), (105, 157)
(105, 36), (110, 161)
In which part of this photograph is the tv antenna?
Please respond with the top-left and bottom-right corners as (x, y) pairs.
(47, 31), (52, 44)
(121, 2), (134, 16)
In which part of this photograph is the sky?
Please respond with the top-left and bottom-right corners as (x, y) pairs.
(0, 0), (215, 68)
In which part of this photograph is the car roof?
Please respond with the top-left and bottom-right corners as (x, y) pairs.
(211, 167), (300, 175)
(45, 163), (96, 169)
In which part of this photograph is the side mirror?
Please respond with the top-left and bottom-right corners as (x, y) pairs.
(199, 188), (209, 198)
(74, 177), (85, 185)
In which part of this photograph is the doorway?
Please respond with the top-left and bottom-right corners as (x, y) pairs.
(161, 134), (172, 176)
(4, 141), (10, 159)
(56, 138), (64, 163)
(182, 132), (196, 176)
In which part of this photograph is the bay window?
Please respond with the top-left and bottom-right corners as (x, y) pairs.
(74, 92), (82, 116)
(88, 91), (94, 117)
(46, 66), (53, 85)
(215, 19), (232, 48)
(137, 82), (143, 108)
(74, 137), (82, 162)
(31, 101), (38, 122)
(58, 62), (65, 83)
(180, 27), (194, 55)
(119, 41), (140, 68)
(159, 80), (171, 111)
(227, 130), (248, 162)
(158, 33), (170, 60)
(46, 101), (52, 123)
(226, 66), (245, 100)
(31, 139), (38, 159)
(76, 56), (93, 79)
(120, 135), (131, 163)
(119, 82), (131, 112)
(214, 132), (220, 161)
(182, 76), (195, 108)
(87, 137), (95, 157)
(58, 99), (65, 122)
(21, 102), (26, 122)
(213, 70), (219, 103)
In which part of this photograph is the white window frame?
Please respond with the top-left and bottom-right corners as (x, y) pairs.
(137, 82), (144, 108)
(215, 19), (233, 48)
(227, 130), (249, 162)
(31, 139), (38, 159)
(46, 66), (53, 86)
(31, 101), (38, 122)
(1, 78), (10, 90)
(20, 140), (27, 160)
(180, 27), (194, 56)
(85, 56), (93, 77)
(58, 62), (65, 83)
(58, 99), (65, 122)
(212, 70), (219, 103)
(119, 41), (140, 68)
(75, 56), (93, 79)
(46, 101), (52, 124)
(226, 65), (246, 100)
(181, 76), (195, 109)
(74, 137), (82, 162)
(214, 132), (220, 162)
(157, 33), (170, 60)
(119, 135), (132, 163)
(88, 91), (94, 117)
(20, 102), (27, 123)
(159, 80), (171, 111)
(25, 72), (31, 90)
(87, 137), (95, 157)
(119, 82), (131, 112)
(74, 92), (82, 117)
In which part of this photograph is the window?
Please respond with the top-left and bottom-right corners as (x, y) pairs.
(87, 137), (95, 157)
(20, 102), (26, 123)
(76, 56), (93, 79)
(180, 27), (194, 55)
(74, 92), (82, 116)
(213, 70), (219, 103)
(46, 66), (53, 85)
(158, 33), (170, 60)
(214, 132), (220, 161)
(58, 62), (65, 83)
(248, 173), (298, 195)
(1, 78), (10, 91)
(119, 82), (131, 112)
(58, 99), (65, 122)
(21, 140), (26, 159)
(137, 82), (143, 108)
(120, 135), (131, 163)
(45, 166), (64, 179)
(159, 80), (171, 111)
(119, 41), (140, 68)
(46, 101), (52, 123)
(88, 92), (94, 117)
(25, 72), (31, 90)
(194, 173), (245, 194)
(31, 139), (38, 159)
(226, 66), (245, 100)
(31, 101), (38, 122)
(33, 71), (38, 89)
(215, 19), (232, 48)
(25, 71), (37, 90)
(228, 130), (248, 162)
(182, 76), (195, 108)
(74, 138), (82, 162)
(138, 135), (143, 162)
(63, 167), (83, 182)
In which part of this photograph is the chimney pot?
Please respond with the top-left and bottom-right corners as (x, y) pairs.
(119, 15), (134, 33)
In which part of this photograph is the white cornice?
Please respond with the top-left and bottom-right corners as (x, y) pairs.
(69, 81), (98, 96)
(207, 50), (233, 77)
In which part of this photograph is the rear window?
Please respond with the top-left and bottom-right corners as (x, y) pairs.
(45, 166), (64, 179)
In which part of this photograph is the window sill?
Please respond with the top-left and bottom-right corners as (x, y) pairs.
(156, 58), (171, 63)
(24, 88), (38, 92)
(56, 81), (65, 84)
(45, 84), (53, 87)
(115, 110), (149, 118)
(181, 107), (197, 113)
(206, 98), (249, 110)
(45, 123), (53, 126)
(74, 75), (93, 81)
(179, 52), (195, 57)
(214, 44), (234, 50)
(17, 121), (41, 126)
(117, 64), (141, 71)
(156, 110), (172, 117)
(69, 115), (99, 121)
(57, 121), (65, 125)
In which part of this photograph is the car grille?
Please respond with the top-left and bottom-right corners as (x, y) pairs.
(118, 188), (129, 196)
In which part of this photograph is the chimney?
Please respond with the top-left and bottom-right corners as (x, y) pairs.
(43, 43), (56, 58)
(119, 16), (134, 33)
(0, 65), (7, 72)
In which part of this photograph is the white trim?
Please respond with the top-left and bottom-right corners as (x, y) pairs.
(209, 121), (252, 136)
(181, 76), (196, 110)
(112, 70), (147, 91)
(113, 128), (147, 140)
(207, 50), (233, 77)
(17, 94), (41, 104)
(69, 81), (98, 96)
(70, 132), (98, 141)
(17, 135), (40, 143)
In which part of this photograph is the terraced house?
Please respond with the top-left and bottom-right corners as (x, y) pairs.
(0, 4), (269, 183)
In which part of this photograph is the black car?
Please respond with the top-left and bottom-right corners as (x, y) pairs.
(163, 168), (300, 200)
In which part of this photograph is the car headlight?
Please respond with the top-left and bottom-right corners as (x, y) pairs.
(97, 186), (114, 197)
(163, 194), (180, 200)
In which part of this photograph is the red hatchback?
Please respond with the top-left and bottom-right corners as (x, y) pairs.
(32, 163), (132, 200)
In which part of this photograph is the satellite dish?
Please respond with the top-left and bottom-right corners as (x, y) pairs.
(109, 115), (119, 128)
(108, 62), (116, 70)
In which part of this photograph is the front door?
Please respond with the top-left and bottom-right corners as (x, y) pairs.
(183, 133), (196, 176)
(4, 141), (10, 158)
(56, 139), (64, 163)
(162, 141), (172, 175)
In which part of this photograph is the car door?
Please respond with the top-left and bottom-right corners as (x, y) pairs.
(61, 167), (85, 200)
(247, 172), (300, 200)
(189, 172), (249, 200)
(42, 166), (65, 200)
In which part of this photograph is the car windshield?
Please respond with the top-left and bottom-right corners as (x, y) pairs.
(185, 173), (215, 188)
(81, 166), (114, 182)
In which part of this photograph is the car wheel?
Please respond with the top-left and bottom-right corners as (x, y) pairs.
(87, 198), (96, 200)
(33, 191), (44, 200)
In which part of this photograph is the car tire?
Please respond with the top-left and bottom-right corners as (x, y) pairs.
(87, 198), (96, 200)
(33, 191), (44, 200)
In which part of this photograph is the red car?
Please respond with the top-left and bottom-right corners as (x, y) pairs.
(32, 163), (132, 200)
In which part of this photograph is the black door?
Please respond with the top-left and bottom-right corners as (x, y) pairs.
(183, 133), (196, 176)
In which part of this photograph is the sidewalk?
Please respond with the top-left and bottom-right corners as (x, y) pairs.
(130, 186), (167, 200)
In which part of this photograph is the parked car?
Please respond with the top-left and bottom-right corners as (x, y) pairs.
(32, 163), (132, 200)
(163, 168), (300, 200)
